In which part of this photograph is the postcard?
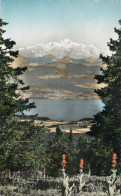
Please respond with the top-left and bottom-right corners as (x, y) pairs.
(0, 0), (121, 195)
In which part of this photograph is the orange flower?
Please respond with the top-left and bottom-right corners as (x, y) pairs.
(113, 153), (117, 159)
(9, 170), (11, 174)
(80, 159), (84, 169)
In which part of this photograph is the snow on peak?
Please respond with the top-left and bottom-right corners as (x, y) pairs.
(62, 39), (71, 44)
(19, 39), (101, 59)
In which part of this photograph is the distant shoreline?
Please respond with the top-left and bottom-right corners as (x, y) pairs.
(15, 114), (95, 133)
(15, 114), (94, 122)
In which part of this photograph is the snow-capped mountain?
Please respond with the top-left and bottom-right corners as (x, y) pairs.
(19, 39), (101, 59)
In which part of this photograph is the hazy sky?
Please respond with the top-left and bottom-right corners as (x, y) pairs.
(1, 0), (121, 51)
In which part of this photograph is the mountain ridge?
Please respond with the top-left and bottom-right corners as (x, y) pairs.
(19, 39), (102, 59)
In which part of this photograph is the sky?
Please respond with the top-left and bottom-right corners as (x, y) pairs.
(1, 0), (121, 51)
(1, 0), (121, 119)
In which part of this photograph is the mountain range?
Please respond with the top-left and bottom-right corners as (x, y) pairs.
(19, 39), (102, 59)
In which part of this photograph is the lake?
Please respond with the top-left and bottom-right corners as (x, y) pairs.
(24, 99), (104, 121)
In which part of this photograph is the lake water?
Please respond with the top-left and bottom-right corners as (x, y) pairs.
(24, 99), (104, 121)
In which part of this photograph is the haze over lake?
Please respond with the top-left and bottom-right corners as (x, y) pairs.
(25, 99), (104, 121)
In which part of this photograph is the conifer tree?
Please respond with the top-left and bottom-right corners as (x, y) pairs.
(46, 128), (79, 177)
(46, 127), (64, 177)
(0, 18), (35, 127)
(88, 20), (121, 173)
(0, 18), (47, 171)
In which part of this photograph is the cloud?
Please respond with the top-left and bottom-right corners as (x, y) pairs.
(38, 75), (62, 79)
(75, 82), (107, 89)
(38, 72), (94, 80)
(24, 88), (97, 100)
(5, 19), (118, 57)
(10, 54), (27, 68)
(85, 57), (102, 64)
(28, 88), (40, 92)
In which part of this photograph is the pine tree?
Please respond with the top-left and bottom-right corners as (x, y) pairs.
(0, 120), (48, 171)
(65, 129), (78, 176)
(0, 18), (35, 127)
(46, 128), (79, 177)
(88, 19), (121, 173)
(46, 127), (65, 177)
(0, 18), (47, 171)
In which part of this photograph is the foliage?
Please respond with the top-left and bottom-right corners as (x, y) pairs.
(76, 136), (91, 174)
(0, 18), (35, 126)
(0, 18), (46, 171)
(46, 129), (93, 177)
(88, 19), (121, 174)
(64, 130), (79, 176)
(0, 120), (48, 171)
(46, 128), (80, 177)
(46, 127), (65, 177)
(88, 139), (113, 176)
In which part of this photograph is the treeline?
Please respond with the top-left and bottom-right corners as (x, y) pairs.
(45, 127), (113, 177)
(0, 122), (113, 176)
